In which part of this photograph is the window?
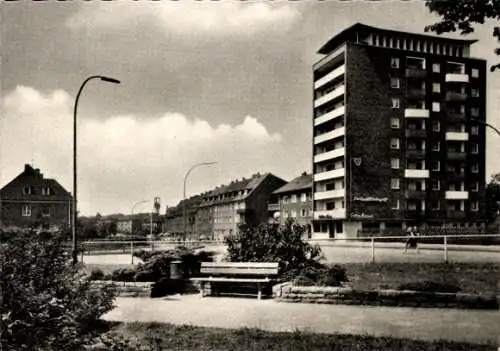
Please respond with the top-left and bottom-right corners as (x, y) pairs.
(432, 201), (440, 210)
(431, 180), (440, 191)
(432, 83), (441, 93)
(390, 138), (400, 149)
(301, 193), (307, 202)
(41, 187), (51, 196)
(282, 196), (289, 204)
(432, 102), (441, 112)
(432, 141), (440, 151)
(471, 163), (479, 173)
(471, 107), (480, 117)
(22, 205), (32, 217)
(291, 194), (297, 203)
(283, 211), (289, 219)
(391, 158), (400, 169)
(432, 63), (440, 73)
(291, 209), (297, 218)
(390, 78), (400, 89)
(23, 186), (32, 195)
(391, 178), (400, 189)
(432, 160), (440, 171)
(301, 209), (307, 217)
(471, 88), (479, 97)
(471, 68), (479, 78)
(390, 57), (400, 68)
(432, 121), (440, 132)
(471, 126), (479, 135)
(472, 182), (479, 192)
(41, 207), (50, 217)
(406, 56), (426, 69)
(471, 143), (479, 154)
(391, 98), (400, 109)
(391, 199), (400, 210)
(471, 201), (479, 211)
(391, 118), (400, 129)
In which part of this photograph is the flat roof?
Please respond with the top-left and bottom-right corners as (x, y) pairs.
(318, 23), (478, 55)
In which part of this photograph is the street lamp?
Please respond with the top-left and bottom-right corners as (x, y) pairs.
(470, 117), (500, 137)
(72, 75), (120, 265)
(183, 162), (217, 241)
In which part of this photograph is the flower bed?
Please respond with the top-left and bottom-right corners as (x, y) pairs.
(274, 283), (499, 309)
(90, 280), (154, 297)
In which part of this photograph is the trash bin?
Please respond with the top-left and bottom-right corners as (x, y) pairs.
(170, 261), (185, 294)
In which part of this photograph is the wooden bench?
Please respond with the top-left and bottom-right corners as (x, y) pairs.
(190, 262), (279, 300)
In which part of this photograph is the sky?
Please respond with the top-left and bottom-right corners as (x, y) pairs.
(1, 1), (499, 216)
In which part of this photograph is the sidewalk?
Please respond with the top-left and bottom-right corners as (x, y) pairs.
(105, 296), (500, 345)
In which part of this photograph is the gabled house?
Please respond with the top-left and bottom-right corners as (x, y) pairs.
(0, 164), (72, 232)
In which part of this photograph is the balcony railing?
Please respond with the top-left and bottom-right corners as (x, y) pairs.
(405, 149), (427, 159)
(406, 67), (427, 79)
(267, 203), (280, 212)
(314, 85), (345, 108)
(404, 169), (430, 179)
(447, 152), (467, 161)
(405, 129), (427, 138)
(314, 147), (345, 163)
(445, 92), (468, 101)
(405, 108), (430, 118)
(445, 132), (469, 141)
(314, 105), (345, 127)
(314, 189), (345, 201)
(314, 168), (345, 182)
(313, 209), (346, 220)
(445, 191), (468, 200)
(314, 65), (345, 90)
(446, 111), (467, 122)
(314, 127), (345, 145)
(404, 190), (426, 200)
(445, 73), (469, 83)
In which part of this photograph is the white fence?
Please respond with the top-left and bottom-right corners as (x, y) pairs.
(79, 234), (500, 265)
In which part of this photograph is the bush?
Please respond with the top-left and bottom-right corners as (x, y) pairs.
(293, 275), (316, 286)
(281, 264), (348, 287)
(111, 268), (136, 282)
(316, 265), (349, 287)
(224, 220), (323, 274)
(0, 230), (116, 350)
(398, 280), (461, 293)
(89, 268), (105, 281)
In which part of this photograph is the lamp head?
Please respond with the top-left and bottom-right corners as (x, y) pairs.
(100, 76), (121, 84)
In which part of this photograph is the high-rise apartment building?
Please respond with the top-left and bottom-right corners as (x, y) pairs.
(312, 23), (487, 238)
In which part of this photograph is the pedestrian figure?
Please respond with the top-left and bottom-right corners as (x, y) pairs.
(404, 226), (418, 253)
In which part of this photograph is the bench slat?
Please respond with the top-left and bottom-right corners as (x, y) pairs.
(200, 267), (278, 275)
(201, 262), (279, 269)
(190, 277), (270, 283)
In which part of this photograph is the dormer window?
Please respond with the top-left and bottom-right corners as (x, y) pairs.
(42, 187), (52, 196)
(23, 186), (33, 195)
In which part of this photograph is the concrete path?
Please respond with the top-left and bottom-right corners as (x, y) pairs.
(105, 296), (500, 345)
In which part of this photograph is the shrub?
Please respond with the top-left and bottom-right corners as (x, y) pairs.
(0, 230), (116, 350)
(224, 219), (323, 274)
(293, 275), (316, 286)
(281, 264), (348, 287)
(398, 280), (461, 293)
(111, 268), (136, 282)
(89, 268), (105, 281)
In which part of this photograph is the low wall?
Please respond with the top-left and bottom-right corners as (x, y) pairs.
(273, 283), (499, 310)
(91, 281), (154, 297)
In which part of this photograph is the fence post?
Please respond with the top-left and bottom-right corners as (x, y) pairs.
(131, 241), (134, 265)
(81, 244), (84, 263)
(444, 236), (448, 264)
(371, 237), (375, 264)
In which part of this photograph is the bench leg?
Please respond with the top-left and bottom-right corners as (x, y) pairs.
(257, 283), (262, 300)
(200, 282), (205, 297)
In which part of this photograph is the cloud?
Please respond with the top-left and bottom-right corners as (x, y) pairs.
(66, 1), (299, 36)
(0, 86), (283, 215)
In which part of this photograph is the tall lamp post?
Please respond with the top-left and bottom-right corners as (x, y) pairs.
(72, 75), (120, 265)
(183, 162), (216, 241)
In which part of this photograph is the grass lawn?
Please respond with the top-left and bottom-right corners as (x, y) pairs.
(344, 262), (500, 295)
(106, 322), (496, 351)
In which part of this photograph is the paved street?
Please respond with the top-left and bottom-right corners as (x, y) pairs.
(105, 296), (500, 345)
(82, 243), (500, 265)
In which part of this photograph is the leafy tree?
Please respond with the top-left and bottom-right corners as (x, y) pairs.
(224, 219), (323, 274)
(0, 230), (116, 350)
(425, 0), (500, 72)
(485, 173), (500, 223)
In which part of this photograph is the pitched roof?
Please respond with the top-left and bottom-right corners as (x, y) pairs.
(273, 173), (312, 195)
(318, 22), (478, 55)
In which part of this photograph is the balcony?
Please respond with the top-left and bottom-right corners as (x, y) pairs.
(445, 132), (469, 141)
(314, 127), (345, 145)
(404, 210), (426, 220)
(406, 67), (427, 79)
(445, 92), (467, 101)
(314, 168), (345, 182)
(446, 210), (466, 219)
(406, 88), (426, 99)
(445, 73), (469, 83)
(405, 149), (427, 159)
(405, 169), (430, 179)
(314, 189), (345, 201)
(405, 108), (430, 118)
(267, 203), (280, 212)
(447, 152), (467, 161)
(447, 170), (466, 179)
(405, 129), (427, 138)
(314, 85), (345, 108)
(314, 65), (345, 90)
(314, 105), (345, 127)
(313, 44), (346, 71)
(314, 147), (345, 163)
(446, 111), (467, 122)
(313, 209), (346, 220)
(405, 190), (426, 200)
(445, 191), (468, 200)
